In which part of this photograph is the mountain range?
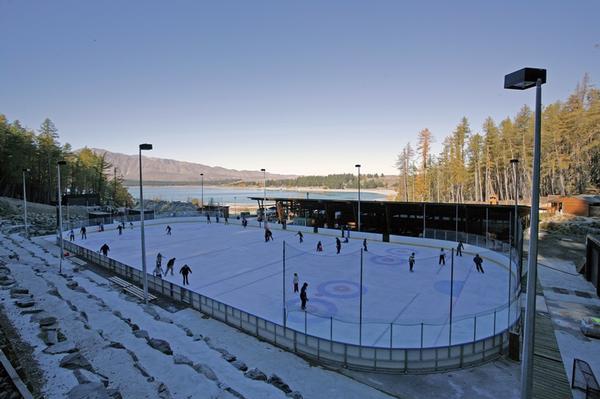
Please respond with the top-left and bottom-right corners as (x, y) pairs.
(89, 149), (297, 184)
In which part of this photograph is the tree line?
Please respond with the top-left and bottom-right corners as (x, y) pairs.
(396, 75), (600, 203)
(0, 115), (133, 207)
(263, 174), (386, 190)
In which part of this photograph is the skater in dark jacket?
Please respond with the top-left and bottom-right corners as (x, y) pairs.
(296, 231), (303, 243)
(439, 248), (446, 265)
(300, 282), (308, 310)
(180, 264), (192, 285)
(409, 253), (415, 272)
(80, 226), (87, 239)
(69, 230), (75, 241)
(100, 243), (110, 256)
(293, 273), (299, 293)
(335, 237), (341, 254)
(473, 254), (484, 273)
(457, 240), (464, 257)
(206, 214), (211, 224)
(363, 239), (368, 252)
(165, 257), (176, 276)
(264, 228), (273, 242)
(166, 225), (172, 235)
(316, 241), (323, 252)
(117, 224), (123, 235)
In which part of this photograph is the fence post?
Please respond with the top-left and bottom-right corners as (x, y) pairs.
(473, 315), (477, 342)
(389, 323), (393, 349)
(304, 311), (307, 335)
(493, 310), (497, 346)
(420, 323), (424, 349)
(330, 317), (333, 341)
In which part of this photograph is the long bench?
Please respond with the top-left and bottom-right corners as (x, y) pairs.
(108, 276), (157, 302)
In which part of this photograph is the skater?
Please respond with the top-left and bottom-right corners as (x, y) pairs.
(335, 237), (341, 254)
(316, 241), (323, 252)
(117, 224), (123, 235)
(293, 272), (299, 293)
(343, 236), (349, 243)
(69, 229), (75, 241)
(179, 264), (192, 285)
(296, 231), (304, 243)
(300, 282), (308, 310)
(206, 214), (211, 224)
(165, 257), (176, 276)
(99, 223), (104, 232)
(156, 252), (163, 271)
(216, 214), (220, 223)
(457, 240), (464, 257)
(80, 226), (87, 239)
(363, 238), (368, 252)
(409, 252), (415, 272)
(153, 262), (163, 278)
(166, 225), (172, 235)
(129, 222), (134, 229)
(100, 243), (110, 256)
(439, 248), (446, 265)
(264, 228), (273, 242)
(224, 216), (228, 225)
(473, 254), (485, 273)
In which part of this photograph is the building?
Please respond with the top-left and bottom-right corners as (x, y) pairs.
(548, 195), (600, 217)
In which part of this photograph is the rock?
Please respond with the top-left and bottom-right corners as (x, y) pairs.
(244, 368), (267, 381)
(143, 305), (160, 319)
(183, 327), (193, 337)
(10, 292), (30, 299)
(192, 334), (203, 341)
(43, 341), (78, 355)
(79, 311), (88, 322)
(286, 392), (303, 399)
(47, 287), (62, 298)
(16, 299), (35, 308)
(268, 374), (292, 394)
(21, 308), (43, 315)
(231, 360), (248, 372)
(133, 362), (151, 377)
(67, 382), (110, 399)
(112, 310), (122, 318)
(173, 354), (193, 366)
(10, 287), (28, 295)
(73, 369), (107, 386)
(148, 338), (173, 355)
(106, 389), (122, 399)
(224, 387), (246, 399)
(39, 316), (58, 327)
(130, 323), (140, 332)
(193, 363), (219, 381)
(215, 348), (236, 362)
(0, 276), (16, 286)
(66, 281), (79, 289)
(133, 330), (149, 340)
(60, 353), (94, 372)
(73, 286), (88, 294)
(107, 342), (125, 350)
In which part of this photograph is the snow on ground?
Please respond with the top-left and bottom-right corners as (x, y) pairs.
(64, 219), (515, 347)
(1, 232), (394, 399)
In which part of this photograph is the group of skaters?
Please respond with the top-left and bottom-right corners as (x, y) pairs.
(435, 241), (484, 273)
(153, 252), (193, 285)
(206, 214), (229, 225)
(293, 231), (368, 254)
(292, 273), (310, 310)
(116, 221), (136, 235)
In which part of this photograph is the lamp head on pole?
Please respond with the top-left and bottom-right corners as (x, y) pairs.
(57, 160), (67, 166)
(504, 68), (547, 90)
(139, 143), (153, 151)
(260, 168), (266, 172)
(510, 159), (519, 165)
(355, 164), (361, 168)
(23, 168), (31, 173)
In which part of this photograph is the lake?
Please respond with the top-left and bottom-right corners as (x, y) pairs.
(126, 185), (388, 205)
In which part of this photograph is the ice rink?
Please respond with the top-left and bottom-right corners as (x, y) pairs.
(65, 218), (519, 348)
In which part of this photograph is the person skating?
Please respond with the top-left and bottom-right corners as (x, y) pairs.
(69, 229), (75, 242)
(224, 216), (228, 224)
(296, 231), (303, 243)
(165, 257), (176, 276)
(166, 225), (172, 235)
(409, 252), (415, 272)
(264, 228), (273, 242)
(300, 282), (308, 310)
(80, 226), (87, 239)
(99, 223), (104, 232)
(457, 240), (464, 257)
(117, 224), (123, 235)
(335, 237), (341, 254)
(216, 214), (220, 223)
(156, 253), (163, 272)
(363, 239), (368, 252)
(316, 241), (323, 252)
(439, 248), (446, 265)
(242, 217), (247, 228)
(206, 214), (211, 224)
(153, 263), (163, 278)
(180, 264), (192, 285)
(293, 273), (299, 293)
(343, 236), (349, 243)
(473, 254), (484, 273)
(129, 222), (134, 229)
(100, 243), (110, 256)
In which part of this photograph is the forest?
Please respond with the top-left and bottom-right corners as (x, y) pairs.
(263, 174), (386, 190)
(0, 115), (132, 207)
(395, 75), (600, 203)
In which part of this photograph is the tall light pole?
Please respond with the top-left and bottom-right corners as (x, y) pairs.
(139, 143), (153, 303)
(200, 173), (204, 214)
(57, 160), (67, 273)
(22, 168), (30, 238)
(261, 168), (266, 227)
(505, 67), (546, 399)
(355, 164), (361, 231)
(510, 159), (520, 281)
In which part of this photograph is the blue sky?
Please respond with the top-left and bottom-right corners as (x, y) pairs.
(1, 1), (598, 175)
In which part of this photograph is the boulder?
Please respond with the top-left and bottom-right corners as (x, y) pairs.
(193, 363), (219, 381)
(107, 342), (125, 350)
(231, 360), (248, 372)
(133, 330), (150, 340)
(173, 354), (193, 366)
(15, 299), (35, 308)
(224, 387), (246, 399)
(268, 374), (292, 394)
(39, 316), (58, 327)
(60, 353), (94, 372)
(66, 281), (79, 289)
(286, 392), (303, 399)
(244, 368), (267, 381)
(43, 341), (78, 355)
(148, 338), (173, 356)
(10, 287), (28, 295)
(67, 382), (110, 399)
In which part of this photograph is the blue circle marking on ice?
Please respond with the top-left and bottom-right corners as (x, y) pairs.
(386, 247), (419, 257)
(434, 280), (465, 297)
(370, 255), (400, 266)
(317, 280), (367, 299)
(285, 298), (338, 323)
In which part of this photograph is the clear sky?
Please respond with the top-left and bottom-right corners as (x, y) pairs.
(1, 1), (599, 176)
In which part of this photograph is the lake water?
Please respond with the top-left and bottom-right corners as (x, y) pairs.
(126, 185), (387, 205)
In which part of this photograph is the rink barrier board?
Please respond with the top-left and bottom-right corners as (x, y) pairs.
(62, 239), (517, 373)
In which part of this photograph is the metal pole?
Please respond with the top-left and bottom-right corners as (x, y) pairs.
(449, 248), (454, 345)
(455, 204), (459, 241)
(508, 212), (512, 331)
(22, 170), (29, 238)
(283, 240), (286, 327)
(357, 165), (361, 231)
(423, 204), (426, 237)
(521, 79), (543, 399)
(359, 248), (364, 345)
(57, 164), (64, 273)
(485, 207), (489, 247)
(200, 173), (204, 213)
(512, 161), (521, 282)
(139, 148), (149, 303)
